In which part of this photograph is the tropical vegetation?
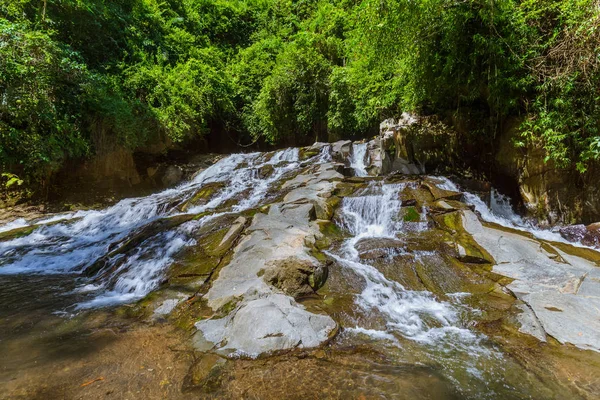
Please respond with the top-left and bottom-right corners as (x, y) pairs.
(1, 0), (599, 185)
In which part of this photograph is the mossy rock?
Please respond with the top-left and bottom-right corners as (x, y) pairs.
(432, 211), (494, 265)
(0, 225), (36, 242)
(401, 206), (421, 222)
(369, 253), (428, 291)
(167, 247), (220, 290)
(257, 164), (275, 179)
(422, 179), (463, 201)
(314, 220), (345, 250)
(315, 195), (341, 220)
(333, 182), (366, 197)
(180, 182), (226, 212)
(400, 185), (434, 207)
(299, 148), (320, 160)
(414, 254), (495, 297)
(167, 215), (245, 290)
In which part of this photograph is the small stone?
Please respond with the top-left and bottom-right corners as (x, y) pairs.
(314, 350), (326, 359)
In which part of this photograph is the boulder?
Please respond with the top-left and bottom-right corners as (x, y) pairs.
(422, 178), (463, 201)
(330, 140), (352, 163)
(161, 165), (184, 187)
(195, 162), (342, 357)
(194, 294), (336, 358)
(559, 223), (600, 247)
(365, 139), (386, 176)
(262, 257), (318, 297)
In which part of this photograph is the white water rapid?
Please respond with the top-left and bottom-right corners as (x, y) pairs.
(327, 181), (508, 397)
(349, 143), (369, 177)
(430, 176), (593, 248)
(0, 148), (306, 308)
(330, 182), (484, 344)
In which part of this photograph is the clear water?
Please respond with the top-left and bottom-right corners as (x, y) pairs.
(1, 149), (598, 399)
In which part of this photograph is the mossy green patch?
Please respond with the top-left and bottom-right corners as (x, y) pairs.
(299, 149), (319, 160)
(180, 182), (225, 212)
(402, 206), (421, 222)
(218, 297), (241, 316)
(433, 211), (495, 265)
(0, 225), (36, 241)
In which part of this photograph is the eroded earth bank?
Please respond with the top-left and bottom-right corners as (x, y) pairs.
(1, 142), (600, 399)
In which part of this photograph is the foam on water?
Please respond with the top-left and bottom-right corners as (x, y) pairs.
(331, 180), (507, 396)
(0, 218), (28, 233)
(332, 182), (482, 344)
(0, 147), (306, 307)
(346, 327), (400, 344)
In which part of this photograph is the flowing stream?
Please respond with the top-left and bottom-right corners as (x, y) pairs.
(430, 176), (594, 247)
(326, 181), (513, 398)
(0, 148), (304, 309)
(332, 183), (473, 342)
(1, 145), (599, 398)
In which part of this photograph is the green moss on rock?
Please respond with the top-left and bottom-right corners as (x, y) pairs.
(402, 206), (421, 222)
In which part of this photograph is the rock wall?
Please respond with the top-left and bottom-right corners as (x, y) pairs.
(495, 121), (600, 225)
(48, 127), (221, 205)
(378, 113), (600, 225)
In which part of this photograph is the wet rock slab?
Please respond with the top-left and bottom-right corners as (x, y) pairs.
(461, 209), (600, 352)
(195, 163), (343, 357)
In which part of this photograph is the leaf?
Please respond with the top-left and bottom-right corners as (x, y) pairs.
(80, 377), (104, 387)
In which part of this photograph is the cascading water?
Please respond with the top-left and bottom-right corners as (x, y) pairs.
(328, 181), (510, 398)
(430, 176), (591, 247)
(331, 182), (481, 343)
(0, 148), (305, 308)
(349, 143), (369, 177)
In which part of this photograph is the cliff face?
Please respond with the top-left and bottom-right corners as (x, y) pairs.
(380, 113), (600, 225)
(42, 124), (222, 206)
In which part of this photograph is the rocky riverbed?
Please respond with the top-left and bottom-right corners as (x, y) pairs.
(1, 142), (600, 399)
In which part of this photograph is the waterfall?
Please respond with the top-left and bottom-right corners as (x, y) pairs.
(430, 176), (590, 247)
(349, 143), (369, 177)
(327, 181), (506, 396)
(0, 147), (308, 308)
(330, 182), (482, 344)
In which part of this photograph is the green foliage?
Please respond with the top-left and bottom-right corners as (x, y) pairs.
(1, 172), (23, 188)
(2, 0), (600, 184)
(0, 19), (90, 179)
(250, 35), (332, 144)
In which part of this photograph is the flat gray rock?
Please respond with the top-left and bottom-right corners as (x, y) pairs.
(196, 162), (341, 357)
(524, 291), (600, 351)
(515, 303), (547, 342)
(578, 268), (600, 298)
(461, 209), (600, 351)
(195, 294), (335, 358)
(461, 211), (592, 297)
